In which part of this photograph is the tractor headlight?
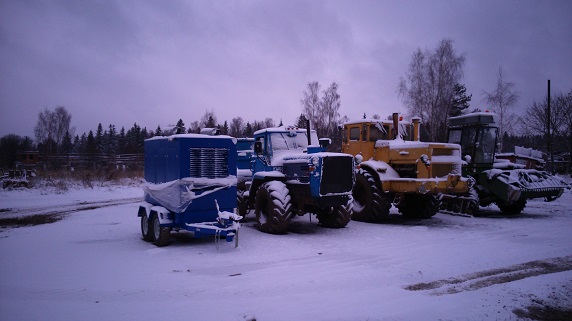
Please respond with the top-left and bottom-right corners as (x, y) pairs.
(311, 156), (319, 166)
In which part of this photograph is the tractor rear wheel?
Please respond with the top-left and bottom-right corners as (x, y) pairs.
(317, 196), (353, 228)
(351, 168), (391, 222)
(255, 181), (292, 234)
(398, 194), (439, 219)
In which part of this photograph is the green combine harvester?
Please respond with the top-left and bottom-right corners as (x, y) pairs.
(441, 111), (569, 215)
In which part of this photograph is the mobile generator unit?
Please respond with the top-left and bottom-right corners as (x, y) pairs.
(138, 134), (241, 247)
(237, 125), (355, 234)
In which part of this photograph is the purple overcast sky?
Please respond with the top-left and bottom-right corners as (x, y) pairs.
(1, 0), (571, 139)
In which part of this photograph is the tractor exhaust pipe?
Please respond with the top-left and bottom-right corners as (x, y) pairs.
(412, 117), (420, 141)
(392, 113), (399, 139)
(306, 119), (312, 145)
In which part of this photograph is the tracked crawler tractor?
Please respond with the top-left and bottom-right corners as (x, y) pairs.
(342, 113), (469, 222)
(442, 111), (569, 215)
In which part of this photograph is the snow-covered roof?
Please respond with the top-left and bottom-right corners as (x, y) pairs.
(344, 119), (412, 126)
(448, 111), (500, 127)
(253, 126), (315, 136)
(145, 133), (236, 142)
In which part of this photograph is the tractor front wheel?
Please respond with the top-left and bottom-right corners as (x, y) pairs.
(317, 196), (353, 228)
(255, 181), (292, 234)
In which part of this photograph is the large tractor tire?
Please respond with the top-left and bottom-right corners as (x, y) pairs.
(317, 196), (353, 228)
(351, 168), (391, 222)
(237, 184), (249, 217)
(497, 199), (526, 215)
(398, 194), (439, 219)
(254, 181), (292, 234)
(152, 214), (171, 247)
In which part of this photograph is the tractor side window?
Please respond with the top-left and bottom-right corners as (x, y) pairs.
(349, 127), (360, 141)
(448, 129), (462, 144)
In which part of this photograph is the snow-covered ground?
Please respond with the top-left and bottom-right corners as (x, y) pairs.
(1, 182), (571, 321)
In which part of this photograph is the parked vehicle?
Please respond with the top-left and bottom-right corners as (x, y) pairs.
(342, 113), (469, 221)
(138, 133), (241, 247)
(442, 111), (569, 215)
(238, 125), (355, 234)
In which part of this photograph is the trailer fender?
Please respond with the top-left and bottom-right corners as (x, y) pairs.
(150, 206), (173, 225)
(137, 202), (154, 218)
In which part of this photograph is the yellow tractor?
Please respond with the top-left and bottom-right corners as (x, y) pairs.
(342, 113), (470, 221)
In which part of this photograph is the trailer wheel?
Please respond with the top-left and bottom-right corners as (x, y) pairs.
(398, 194), (439, 219)
(317, 196), (353, 228)
(497, 200), (526, 215)
(351, 168), (391, 222)
(140, 213), (153, 242)
(255, 181), (292, 234)
(152, 214), (170, 247)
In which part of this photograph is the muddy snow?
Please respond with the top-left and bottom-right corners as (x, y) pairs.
(1, 183), (571, 320)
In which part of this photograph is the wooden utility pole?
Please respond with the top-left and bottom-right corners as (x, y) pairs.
(547, 80), (553, 173)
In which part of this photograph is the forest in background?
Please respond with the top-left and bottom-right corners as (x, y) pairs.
(1, 39), (571, 174)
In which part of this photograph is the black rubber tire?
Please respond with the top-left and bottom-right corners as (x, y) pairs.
(140, 213), (153, 242)
(237, 186), (249, 217)
(398, 194), (439, 219)
(497, 199), (526, 215)
(351, 168), (391, 222)
(254, 181), (292, 234)
(152, 214), (171, 247)
(317, 196), (353, 228)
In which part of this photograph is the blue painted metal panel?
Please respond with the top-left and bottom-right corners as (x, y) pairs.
(143, 134), (238, 235)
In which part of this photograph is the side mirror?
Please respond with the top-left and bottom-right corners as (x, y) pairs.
(254, 141), (262, 154)
(464, 155), (472, 163)
(319, 138), (331, 148)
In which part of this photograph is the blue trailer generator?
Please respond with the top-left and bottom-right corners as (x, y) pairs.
(137, 134), (241, 247)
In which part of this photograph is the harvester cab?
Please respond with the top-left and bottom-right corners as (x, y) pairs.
(445, 111), (569, 215)
(447, 111), (499, 175)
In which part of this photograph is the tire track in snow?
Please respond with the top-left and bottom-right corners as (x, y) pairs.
(405, 255), (572, 296)
(0, 197), (141, 227)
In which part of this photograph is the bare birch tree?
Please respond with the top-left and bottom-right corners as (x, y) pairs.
(301, 81), (321, 130)
(318, 82), (341, 138)
(34, 106), (74, 154)
(523, 90), (572, 156)
(230, 117), (244, 137)
(482, 67), (519, 149)
(398, 39), (465, 142)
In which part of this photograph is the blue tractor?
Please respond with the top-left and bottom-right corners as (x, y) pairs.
(138, 134), (241, 247)
(238, 125), (355, 234)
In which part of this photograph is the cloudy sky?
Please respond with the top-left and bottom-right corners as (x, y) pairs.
(1, 0), (571, 139)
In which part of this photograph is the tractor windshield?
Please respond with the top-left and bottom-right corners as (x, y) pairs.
(269, 131), (319, 152)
